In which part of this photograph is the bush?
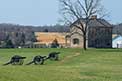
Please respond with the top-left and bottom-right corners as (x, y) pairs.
(51, 39), (59, 48)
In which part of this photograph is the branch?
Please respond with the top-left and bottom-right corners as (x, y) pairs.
(77, 0), (87, 16)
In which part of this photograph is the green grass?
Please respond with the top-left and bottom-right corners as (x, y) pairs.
(0, 48), (122, 81)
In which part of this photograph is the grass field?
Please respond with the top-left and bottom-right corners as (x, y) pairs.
(0, 48), (122, 81)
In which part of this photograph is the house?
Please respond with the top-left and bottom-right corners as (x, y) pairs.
(66, 15), (113, 48)
(112, 35), (122, 48)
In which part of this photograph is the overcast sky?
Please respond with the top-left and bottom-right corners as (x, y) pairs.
(0, 0), (121, 26)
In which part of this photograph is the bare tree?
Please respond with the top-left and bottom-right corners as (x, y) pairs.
(59, 0), (106, 50)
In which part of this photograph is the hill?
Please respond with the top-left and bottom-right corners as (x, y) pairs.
(0, 23), (70, 32)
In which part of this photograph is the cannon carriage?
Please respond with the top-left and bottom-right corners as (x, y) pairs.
(3, 55), (26, 65)
(26, 55), (47, 65)
(46, 52), (60, 61)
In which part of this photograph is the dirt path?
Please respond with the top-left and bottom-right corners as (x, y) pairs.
(60, 52), (81, 63)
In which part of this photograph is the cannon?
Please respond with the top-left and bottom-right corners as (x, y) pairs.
(3, 55), (26, 65)
(46, 52), (60, 61)
(26, 55), (47, 65)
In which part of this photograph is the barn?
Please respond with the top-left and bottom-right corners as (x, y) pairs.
(34, 32), (70, 48)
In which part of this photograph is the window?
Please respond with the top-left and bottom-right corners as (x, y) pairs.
(73, 38), (79, 45)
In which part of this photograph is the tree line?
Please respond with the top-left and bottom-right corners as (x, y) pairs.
(0, 23), (36, 48)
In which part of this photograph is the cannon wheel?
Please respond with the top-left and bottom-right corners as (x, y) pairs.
(11, 59), (24, 65)
(34, 60), (43, 65)
(50, 54), (59, 61)
(33, 56), (44, 65)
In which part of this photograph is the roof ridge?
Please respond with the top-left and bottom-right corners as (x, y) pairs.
(96, 19), (108, 27)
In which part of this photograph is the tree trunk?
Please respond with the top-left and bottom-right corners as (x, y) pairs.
(83, 35), (87, 50)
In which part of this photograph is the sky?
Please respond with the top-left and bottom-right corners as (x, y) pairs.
(0, 0), (121, 26)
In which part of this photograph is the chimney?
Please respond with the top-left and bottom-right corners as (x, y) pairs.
(90, 15), (97, 20)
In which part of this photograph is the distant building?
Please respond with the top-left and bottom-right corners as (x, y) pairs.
(66, 15), (113, 48)
(112, 35), (122, 48)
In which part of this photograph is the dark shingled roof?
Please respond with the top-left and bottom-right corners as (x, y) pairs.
(88, 19), (112, 27)
(70, 18), (112, 28)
